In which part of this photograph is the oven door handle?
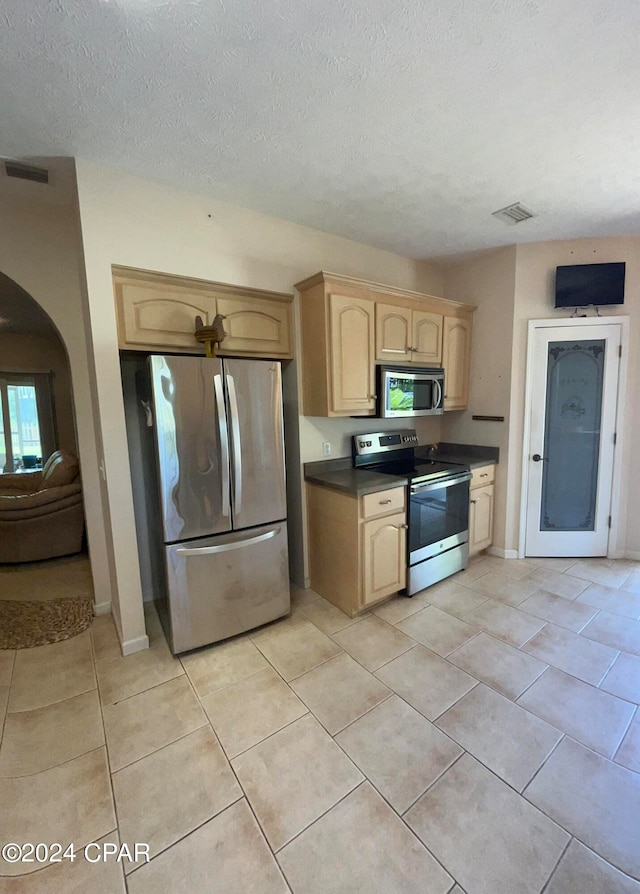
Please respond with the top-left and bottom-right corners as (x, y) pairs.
(410, 472), (472, 494)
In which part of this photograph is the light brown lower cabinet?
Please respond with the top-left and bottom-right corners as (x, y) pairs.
(468, 464), (495, 555)
(306, 483), (407, 616)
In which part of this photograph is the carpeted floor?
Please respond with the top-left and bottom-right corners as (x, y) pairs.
(0, 554), (95, 649)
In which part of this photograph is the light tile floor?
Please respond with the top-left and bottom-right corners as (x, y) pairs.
(1, 554), (640, 892)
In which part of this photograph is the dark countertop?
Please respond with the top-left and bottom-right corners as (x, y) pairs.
(422, 442), (499, 470)
(304, 441), (498, 496)
(305, 467), (408, 496)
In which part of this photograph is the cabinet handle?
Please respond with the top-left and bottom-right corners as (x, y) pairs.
(470, 499), (477, 504)
(480, 473), (488, 478)
(400, 524), (408, 529)
(379, 499), (392, 504)
(370, 394), (377, 399)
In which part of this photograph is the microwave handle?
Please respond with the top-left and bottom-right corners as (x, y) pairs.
(434, 378), (443, 409)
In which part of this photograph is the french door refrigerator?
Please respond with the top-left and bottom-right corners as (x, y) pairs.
(147, 354), (289, 653)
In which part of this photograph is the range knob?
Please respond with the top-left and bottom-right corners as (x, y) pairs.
(359, 441), (365, 448)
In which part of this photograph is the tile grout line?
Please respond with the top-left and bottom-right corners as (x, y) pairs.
(122, 795), (249, 879)
(400, 750), (467, 817)
(181, 660), (297, 888)
(538, 835), (573, 894)
(611, 702), (638, 767)
(108, 720), (209, 775)
(88, 623), (128, 892)
(0, 650), (17, 744)
(271, 778), (368, 856)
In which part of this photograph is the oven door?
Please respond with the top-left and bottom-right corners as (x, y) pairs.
(409, 473), (472, 564)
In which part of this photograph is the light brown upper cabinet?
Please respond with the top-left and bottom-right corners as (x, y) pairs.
(297, 271), (475, 417)
(114, 277), (215, 350)
(442, 315), (472, 410)
(113, 267), (293, 358)
(376, 304), (443, 365)
(299, 276), (376, 416)
(328, 294), (376, 414)
(215, 297), (291, 357)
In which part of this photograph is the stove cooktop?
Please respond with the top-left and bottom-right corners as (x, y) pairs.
(364, 458), (467, 484)
(352, 430), (470, 484)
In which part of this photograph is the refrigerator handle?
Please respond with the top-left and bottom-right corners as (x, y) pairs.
(176, 526), (280, 556)
(226, 373), (243, 514)
(213, 374), (230, 517)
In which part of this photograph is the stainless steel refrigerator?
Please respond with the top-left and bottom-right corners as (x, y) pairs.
(144, 354), (290, 653)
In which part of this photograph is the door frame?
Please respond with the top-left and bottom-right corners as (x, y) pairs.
(519, 316), (629, 559)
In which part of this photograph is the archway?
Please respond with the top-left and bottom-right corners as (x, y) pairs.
(0, 271), (94, 646)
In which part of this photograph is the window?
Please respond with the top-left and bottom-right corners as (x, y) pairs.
(0, 373), (56, 473)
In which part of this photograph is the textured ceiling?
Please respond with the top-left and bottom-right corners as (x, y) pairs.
(1, 0), (640, 259)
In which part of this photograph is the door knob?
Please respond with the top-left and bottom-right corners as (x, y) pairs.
(532, 454), (548, 462)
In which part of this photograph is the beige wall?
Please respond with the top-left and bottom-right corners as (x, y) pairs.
(73, 160), (444, 630)
(442, 246), (517, 551)
(0, 169), (116, 615)
(443, 236), (639, 558)
(0, 331), (77, 455)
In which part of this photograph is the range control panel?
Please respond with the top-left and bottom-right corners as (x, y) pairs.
(353, 429), (418, 456)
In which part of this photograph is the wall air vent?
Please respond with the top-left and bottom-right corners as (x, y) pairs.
(4, 160), (49, 184)
(492, 202), (535, 225)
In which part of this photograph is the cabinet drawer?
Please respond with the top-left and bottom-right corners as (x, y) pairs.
(471, 464), (495, 488)
(361, 486), (405, 519)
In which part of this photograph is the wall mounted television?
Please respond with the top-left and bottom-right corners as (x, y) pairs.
(555, 262), (625, 308)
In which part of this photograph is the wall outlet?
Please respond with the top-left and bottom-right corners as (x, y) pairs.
(322, 441), (331, 456)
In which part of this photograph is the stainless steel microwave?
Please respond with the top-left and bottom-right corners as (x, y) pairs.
(377, 365), (445, 417)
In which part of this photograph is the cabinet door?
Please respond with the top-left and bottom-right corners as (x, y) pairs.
(412, 311), (443, 365)
(116, 280), (213, 351)
(216, 297), (292, 358)
(362, 512), (406, 605)
(442, 316), (472, 410)
(469, 484), (494, 555)
(375, 304), (412, 362)
(329, 294), (376, 414)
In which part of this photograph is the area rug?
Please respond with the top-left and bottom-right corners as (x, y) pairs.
(0, 596), (93, 649)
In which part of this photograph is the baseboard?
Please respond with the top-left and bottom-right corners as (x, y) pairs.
(487, 547), (520, 560)
(624, 550), (640, 561)
(93, 600), (112, 616)
(121, 634), (150, 656)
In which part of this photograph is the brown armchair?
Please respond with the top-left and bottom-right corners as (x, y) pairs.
(0, 450), (85, 563)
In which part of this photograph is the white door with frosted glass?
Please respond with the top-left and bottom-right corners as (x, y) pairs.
(524, 323), (621, 557)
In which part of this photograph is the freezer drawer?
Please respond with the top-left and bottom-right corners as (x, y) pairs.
(164, 522), (290, 653)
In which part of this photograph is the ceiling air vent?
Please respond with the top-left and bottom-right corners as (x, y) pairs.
(492, 202), (535, 225)
(4, 160), (49, 184)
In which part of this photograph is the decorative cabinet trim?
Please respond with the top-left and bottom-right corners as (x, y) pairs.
(329, 294), (376, 413)
(113, 266), (293, 358)
(295, 270), (474, 316)
(362, 512), (407, 606)
(442, 316), (472, 411)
